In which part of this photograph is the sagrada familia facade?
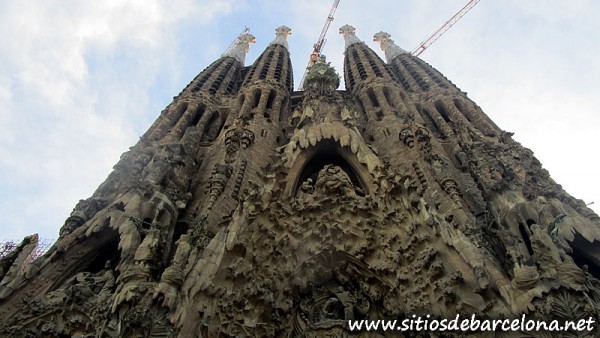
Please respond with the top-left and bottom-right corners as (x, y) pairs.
(1, 25), (599, 337)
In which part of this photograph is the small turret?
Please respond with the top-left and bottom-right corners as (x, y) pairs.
(339, 24), (362, 48)
(242, 26), (293, 90)
(223, 33), (256, 65)
(339, 25), (396, 94)
(270, 25), (292, 50)
(373, 31), (408, 63)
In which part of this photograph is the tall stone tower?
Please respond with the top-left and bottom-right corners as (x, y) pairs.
(1, 25), (600, 337)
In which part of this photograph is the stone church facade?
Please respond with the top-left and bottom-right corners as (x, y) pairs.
(1, 25), (599, 337)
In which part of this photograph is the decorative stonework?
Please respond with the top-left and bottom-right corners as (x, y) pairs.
(222, 33), (256, 64)
(1, 24), (600, 338)
(373, 31), (408, 63)
(270, 25), (292, 49)
(303, 61), (340, 95)
(339, 24), (362, 48)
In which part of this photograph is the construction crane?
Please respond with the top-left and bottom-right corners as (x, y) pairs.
(298, 0), (341, 90)
(412, 0), (480, 56)
(222, 27), (251, 56)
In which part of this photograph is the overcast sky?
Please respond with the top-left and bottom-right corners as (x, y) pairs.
(1, 0), (599, 243)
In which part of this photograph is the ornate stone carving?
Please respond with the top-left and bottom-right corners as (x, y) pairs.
(399, 127), (415, 148)
(60, 197), (108, 236)
(313, 164), (360, 197)
(2, 24), (600, 338)
(224, 120), (255, 161)
(440, 177), (461, 201)
(373, 31), (408, 63)
(222, 33), (255, 64)
(290, 284), (371, 336)
(303, 61), (340, 95)
(207, 164), (233, 210)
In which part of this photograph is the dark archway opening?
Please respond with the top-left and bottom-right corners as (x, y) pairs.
(518, 223), (534, 256)
(294, 142), (365, 197)
(164, 221), (190, 267)
(570, 233), (600, 280)
(572, 249), (600, 280)
(434, 100), (451, 123)
(201, 111), (225, 143)
(48, 227), (121, 293)
(86, 237), (120, 274)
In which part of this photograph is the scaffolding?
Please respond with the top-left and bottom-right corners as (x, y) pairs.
(0, 237), (55, 270)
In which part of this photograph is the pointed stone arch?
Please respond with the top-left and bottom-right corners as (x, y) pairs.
(285, 139), (373, 197)
(282, 123), (384, 197)
(46, 227), (121, 293)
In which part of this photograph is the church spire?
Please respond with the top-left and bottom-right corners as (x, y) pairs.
(242, 26), (294, 91)
(222, 33), (255, 64)
(340, 25), (396, 94)
(373, 31), (408, 63)
(143, 32), (254, 143)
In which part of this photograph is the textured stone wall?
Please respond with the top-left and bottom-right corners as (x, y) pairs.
(1, 26), (599, 337)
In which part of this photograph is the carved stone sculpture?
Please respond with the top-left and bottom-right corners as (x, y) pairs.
(1, 25), (600, 338)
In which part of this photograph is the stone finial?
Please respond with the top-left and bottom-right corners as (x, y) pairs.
(270, 25), (292, 50)
(373, 31), (408, 63)
(223, 33), (256, 64)
(304, 61), (340, 93)
(339, 24), (362, 49)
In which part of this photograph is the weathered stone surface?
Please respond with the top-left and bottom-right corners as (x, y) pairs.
(1, 26), (599, 337)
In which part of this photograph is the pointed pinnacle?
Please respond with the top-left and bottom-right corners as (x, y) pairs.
(339, 24), (362, 49)
(373, 31), (408, 63)
(270, 25), (292, 50)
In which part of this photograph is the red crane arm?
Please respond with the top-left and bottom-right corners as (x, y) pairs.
(314, 0), (340, 55)
(298, 0), (341, 90)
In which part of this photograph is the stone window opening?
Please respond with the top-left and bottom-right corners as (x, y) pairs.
(190, 104), (206, 127)
(201, 111), (225, 143)
(252, 89), (261, 109)
(434, 101), (451, 123)
(518, 223), (534, 256)
(238, 94), (246, 109)
(47, 227), (120, 293)
(570, 232), (600, 279)
(279, 97), (289, 126)
(264, 88), (275, 121)
(169, 102), (188, 129)
(367, 88), (379, 108)
(383, 87), (396, 109)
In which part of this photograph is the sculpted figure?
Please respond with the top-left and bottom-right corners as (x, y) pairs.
(299, 178), (315, 195)
(314, 165), (356, 197)
(60, 198), (108, 236)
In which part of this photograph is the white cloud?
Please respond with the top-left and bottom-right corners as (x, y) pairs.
(0, 0), (234, 240)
